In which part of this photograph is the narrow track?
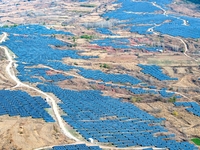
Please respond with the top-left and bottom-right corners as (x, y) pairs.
(0, 32), (80, 142)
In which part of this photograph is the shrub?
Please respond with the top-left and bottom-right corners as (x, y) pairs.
(172, 111), (178, 116)
(169, 97), (176, 103)
(191, 138), (200, 146)
(100, 63), (110, 69)
(80, 35), (93, 40)
(130, 96), (142, 103)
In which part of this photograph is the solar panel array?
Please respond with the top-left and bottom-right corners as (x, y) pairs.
(102, 0), (200, 38)
(114, 1), (160, 13)
(130, 25), (153, 35)
(0, 24), (196, 149)
(0, 24), (73, 35)
(159, 88), (175, 98)
(91, 38), (163, 52)
(0, 90), (54, 122)
(138, 64), (178, 81)
(174, 102), (200, 117)
(155, 18), (200, 38)
(53, 144), (101, 150)
(91, 38), (131, 49)
(96, 28), (114, 35)
(37, 84), (197, 149)
(78, 68), (141, 85)
(91, 81), (182, 99)
(1, 25), (145, 88)
(17, 66), (74, 83)
(4, 34), (97, 66)
(129, 87), (158, 95)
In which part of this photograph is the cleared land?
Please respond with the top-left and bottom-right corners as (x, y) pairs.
(0, 116), (74, 150)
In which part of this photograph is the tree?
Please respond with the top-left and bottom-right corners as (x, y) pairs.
(130, 96), (142, 103)
(51, 34), (55, 38)
(180, 48), (185, 53)
(100, 63), (110, 69)
(80, 35), (93, 40)
(169, 97), (176, 103)
(72, 36), (76, 42)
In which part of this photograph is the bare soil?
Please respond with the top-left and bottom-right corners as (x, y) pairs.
(0, 0), (200, 149)
(136, 102), (200, 141)
(0, 116), (74, 150)
(0, 61), (16, 89)
(169, 0), (200, 18)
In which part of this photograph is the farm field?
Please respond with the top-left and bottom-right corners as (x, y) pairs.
(0, 0), (200, 150)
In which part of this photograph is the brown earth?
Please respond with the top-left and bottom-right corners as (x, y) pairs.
(0, 0), (114, 28)
(173, 75), (198, 88)
(0, 116), (74, 150)
(136, 102), (200, 141)
(58, 77), (91, 91)
(169, 0), (200, 18)
(0, 61), (16, 89)
(0, 0), (200, 149)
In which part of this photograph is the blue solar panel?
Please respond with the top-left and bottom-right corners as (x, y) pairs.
(174, 102), (200, 117)
(52, 144), (102, 150)
(37, 84), (197, 149)
(0, 90), (55, 122)
(138, 64), (178, 81)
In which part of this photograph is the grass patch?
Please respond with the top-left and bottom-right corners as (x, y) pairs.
(191, 138), (200, 146)
(147, 59), (174, 66)
(80, 4), (96, 7)
(3, 24), (18, 28)
(100, 63), (110, 69)
(80, 34), (93, 40)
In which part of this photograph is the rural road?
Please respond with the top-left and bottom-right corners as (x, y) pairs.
(179, 38), (198, 62)
(42, 64), (190, 100)
(148, 1), (198, 63)
(0, 30), (193, 150)
(0, 32), (80, 142)
(0, 32), (170, 150)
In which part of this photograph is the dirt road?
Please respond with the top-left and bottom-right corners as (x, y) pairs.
(0, 32), (80, 142)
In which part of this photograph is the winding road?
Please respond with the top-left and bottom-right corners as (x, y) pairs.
(179, 38), (198, 62)
(0, 32), (180, 150)
(0, 32), (80, 142)
(0, 1), (199, 149)
(147, 2), (198, 62)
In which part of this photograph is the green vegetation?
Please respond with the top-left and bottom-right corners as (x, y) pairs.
(69, 43), (77, 47)
(80, 35), (93, 40)
(2, 25), (9, 28)
(72, 36), (76, 42)
(130, 96), (142, 103)
(74, 62), (78, 65)
(180, 48), (185, 53)
(3, 24), (18, 28)
(172, 111), (178, 116)
(100, 63), (110, 69)
(51, 34), (56, 38)
(169, 97), (176, 103)
(12, 24), (18, 27)
(80, 4), (96, 7)
(191, 138), (200, 146)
